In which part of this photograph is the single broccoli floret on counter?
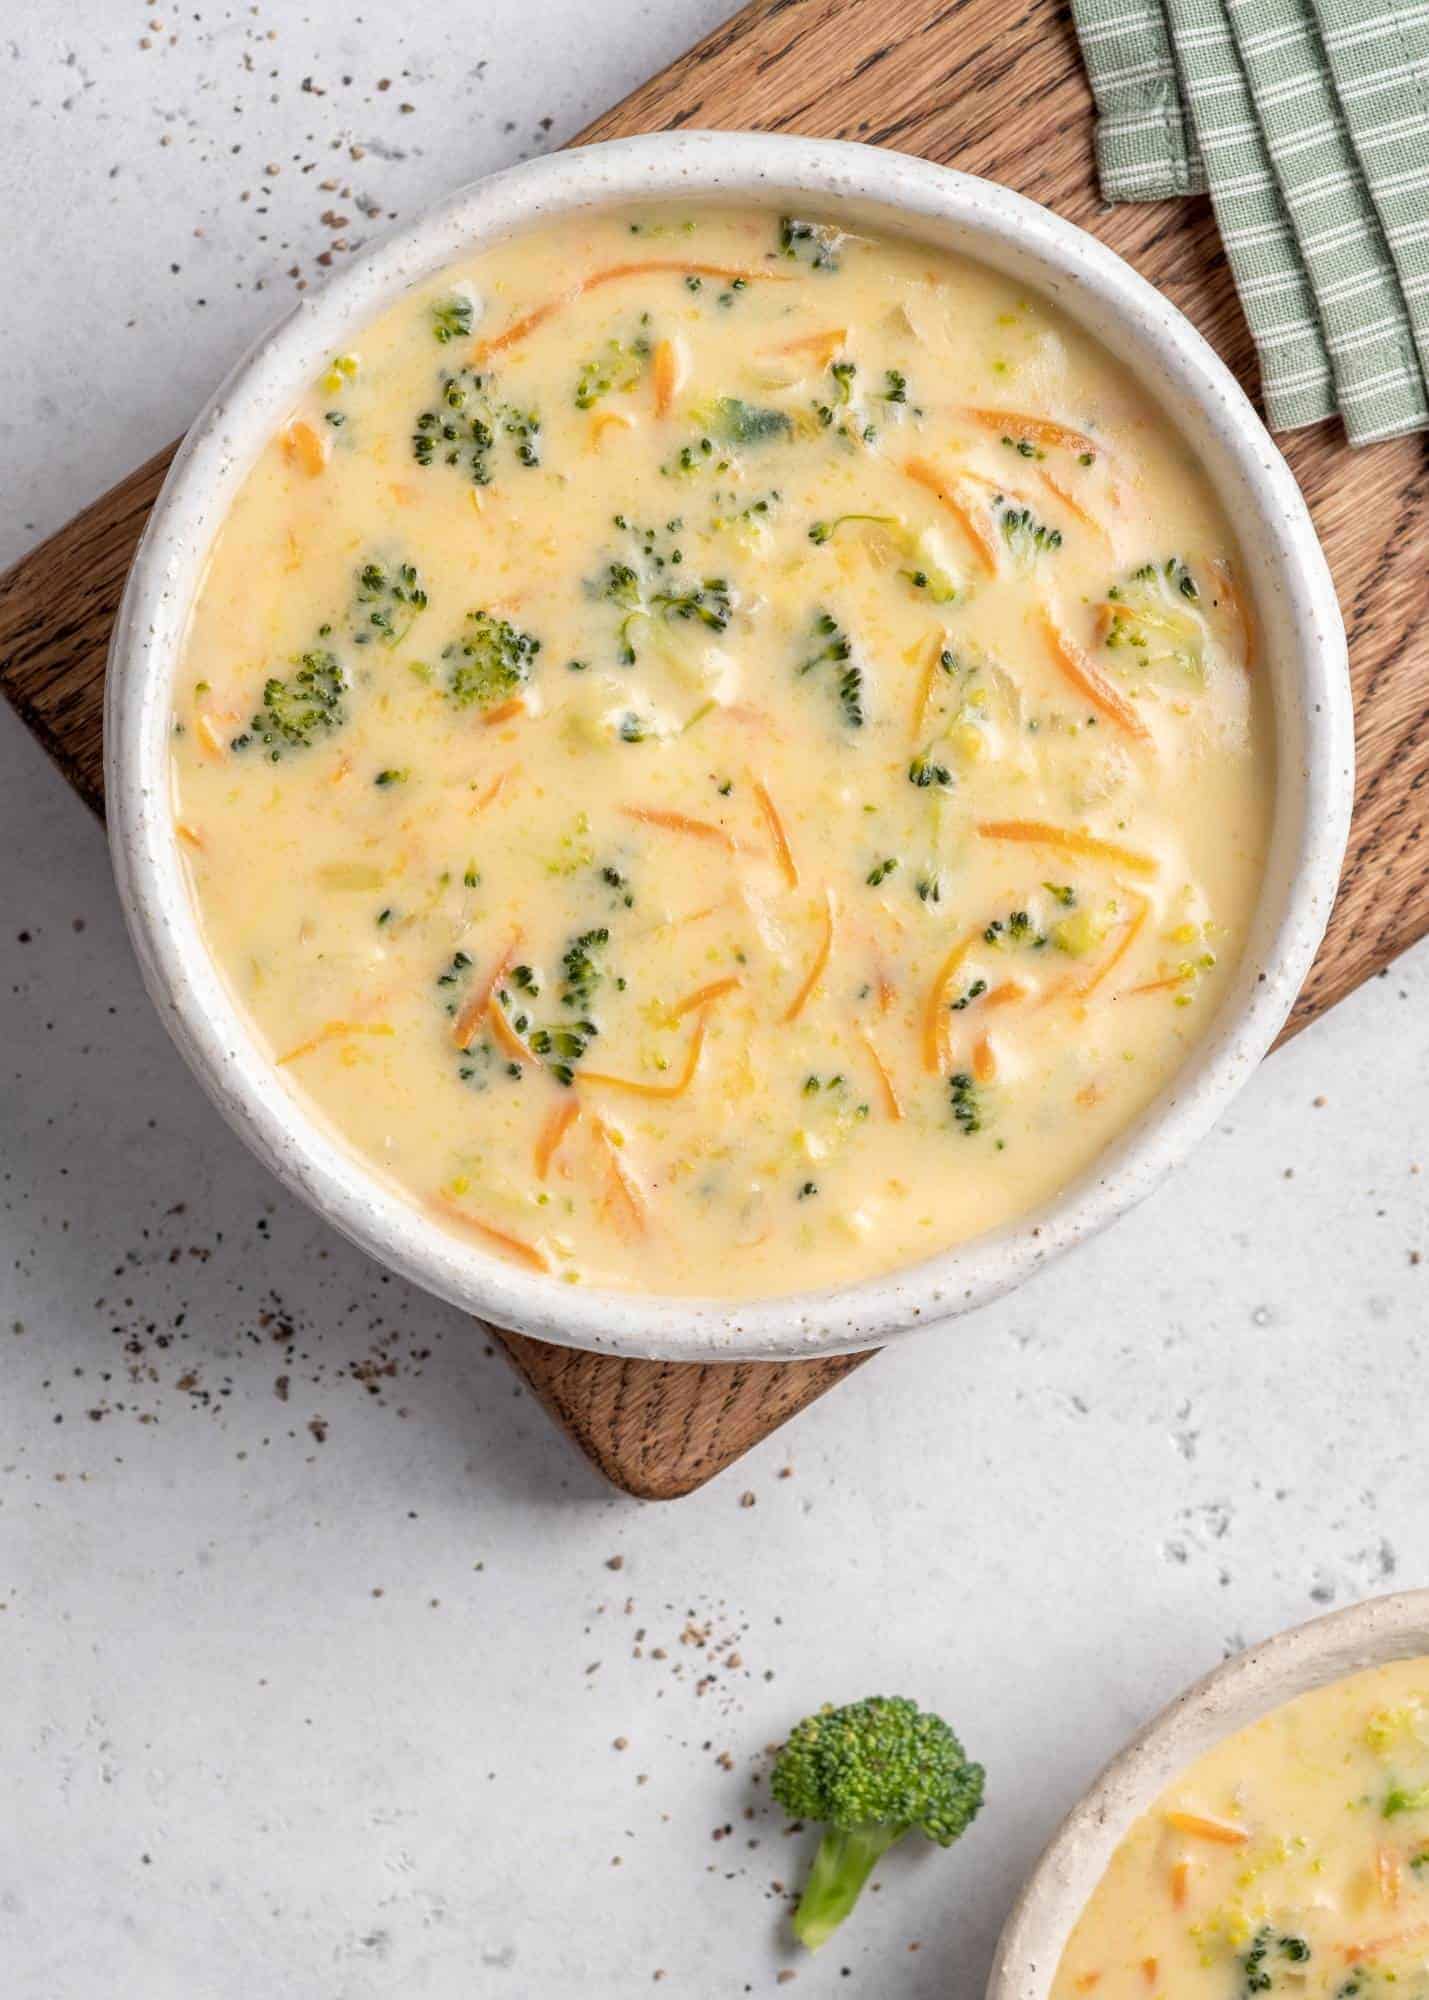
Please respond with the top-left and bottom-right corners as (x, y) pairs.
(443, 610), (541, 709)
(1100, 556), (1205, 674)
(244, 649), (346, 756)
(770, 1695), (985, 1951)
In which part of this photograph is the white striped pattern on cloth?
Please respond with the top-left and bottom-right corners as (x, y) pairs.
(1072, 0), (1429, 442)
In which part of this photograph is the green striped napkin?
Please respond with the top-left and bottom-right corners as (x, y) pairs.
(1070, 0), (1429, 443)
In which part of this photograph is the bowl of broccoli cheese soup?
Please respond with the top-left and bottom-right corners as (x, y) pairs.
(106, 132), (1351, 1357)
(989, 1592), (1429, 2000)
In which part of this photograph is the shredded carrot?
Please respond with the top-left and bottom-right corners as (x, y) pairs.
(589, 410), (634, 450)
(903, 455), (999, 572)
(1210, 555), (1258, 671)
(783, 888), (836, 1023)
(472, 260), (785, 361)
(472, 766), (518, 815)
(924, 931), (976, 1073)
(652, 337), (680, 419)
(772, 327), (847, 366)
(277, 1020), (394, 1066)
(330, 754), (352, 785)
(592, 1116), (647, 1236)
(984, 978), (1027, 1010)
(622, 804), (742, 851)
(175, 820), (204, 850)
(1074, 1976), (1102, 1993)
(282, 419), (329, 477)
(452, 931), (523, 1052)
(876, 970), (897, 1015)
(858, 1026), (903, 1120)
(481, 697), (526, 729)
(1077, 893), (1150, 1001)
(1141, 1959), (1158, 1987)
(1380, 1844), (1404, 1909)
(1041, 609), (1152, 740)
(582, 1009), (710, 1099)
(1169, 1861), (1190, 1909)
(1125, 972), (1189, 997)
(195, 713), (228, 758)
(1037, 466), (1111, 543)
(1163, 1809), (1248, 1847)
(1344, 1920), (1429, 1965)
(752, 777), (799, 889)
(486, 997), (535, 1066)
(431, 1197), (551, 1274)
(672, 975), (742, 1019)
(911, 629), (951, 742)
(977, 818), (1157, 878)
(534, 1097), (580, 1179)
(961, 407), (1105, 458)
(972, 1033), (997, 1083)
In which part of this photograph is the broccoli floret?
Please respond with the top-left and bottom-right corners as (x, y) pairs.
(443, 610), (541, 709)
(1102, 556), (1205, 674)
(247, 649), (346, 755)
(430, 295), (473, 345)
(994, 497), (1063, 561)
(353, 559), (428, 648)
(1240, 1926), (1311, 1994)
(798, 611), (863, 729)
(1384, 1781), (1429, 1817)
(702, 396), (792, 446)
(770, 1696), (984, 1951)
(778, 215), (844, 271)
(412, 368), (541, 483)
(949, 1071), (984, 1135)
(807, 514), (957, 603)
(574, 335), (650, 409)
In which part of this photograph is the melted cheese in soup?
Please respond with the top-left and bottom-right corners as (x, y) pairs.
(171, 203), (1272, 1297)
(1051, 1656), (1429, 1999)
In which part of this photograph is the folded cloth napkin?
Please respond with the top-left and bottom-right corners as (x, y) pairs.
(1071, 0), (1429, 443)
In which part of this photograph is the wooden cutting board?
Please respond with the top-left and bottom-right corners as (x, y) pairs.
(4, 0), (1426, 1500)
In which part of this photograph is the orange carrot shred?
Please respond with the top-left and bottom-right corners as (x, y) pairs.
(652, 337), (679, 419)
(282, 418), (329, 477)
(858, 1027), (903, 1121)
(924, 931), (976, 1073)
(534, 1098), (580, 1179)
(1037, 466), (1112, 543)
(622, 804), (741, 851)
(1074, 1976), (1102, 1993)
(592, 1116), (647, 1236)
(1163, 1809), (1248, 1846)
(277, 1019), (394, 1066)
(972, 1033), (997, 1083)
(175, 820), (205, 850)
(672, 975), (742, 1019)
(486, 997), (535, 1066)
(195, 713), (228, 758)
(752, 778), (799, 889)
(783, 889), (836, 1023)
(481, 697), (526, 728)
(1344, 1919), (1429, 1965)
(1169, 1861), (1190, 1909)
(903, 455), (999, 572)
(452, 931), (523, 1051)
(772, 327), (847, 366)
(977, 818), (1158, 878)
(473, 766), (518, 815)
(431, 1197), (551, 1274)
(1041, 609), (1152, 740)
(472, 260), (785, 361)
(911, 630), (951, 742)
(1125, 972), (1189, 997)
(583, 1009), (710, 1099)
(1077, 893), (1150, 1000)
(1141, 1959), (1158, 1986)
(960, 407), (1105, 458)
(589, 410), (634, 449)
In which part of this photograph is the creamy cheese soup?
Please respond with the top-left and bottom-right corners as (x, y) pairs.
(1051, 1656), (1429, 1998)
(171, 203), (1271, 1297)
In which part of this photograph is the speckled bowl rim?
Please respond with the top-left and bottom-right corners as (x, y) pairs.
(105, 130), (1352, 1362)
(986, 1589), (1429, 1998)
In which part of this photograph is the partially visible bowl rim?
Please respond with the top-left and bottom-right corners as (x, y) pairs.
(986, 1589), (1429, 1998)
(105, 130), (1353, 1361)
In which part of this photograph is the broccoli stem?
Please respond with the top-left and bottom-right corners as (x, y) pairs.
(792, 1822), (904, 1951)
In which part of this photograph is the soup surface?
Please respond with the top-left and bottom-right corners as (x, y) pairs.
(1050, 1656), (1429, 1998)
(171, 202), (1270, 1297)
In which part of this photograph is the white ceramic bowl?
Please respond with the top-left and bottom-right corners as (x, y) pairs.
(105, 131), (1352, 1362)
(987, 1589), (1429, 1997)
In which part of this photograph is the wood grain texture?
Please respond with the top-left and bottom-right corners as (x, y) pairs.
(2, 0), (1426, 1497)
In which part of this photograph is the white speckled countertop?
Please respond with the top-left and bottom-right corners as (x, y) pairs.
(3, 8), (1427, 1996)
